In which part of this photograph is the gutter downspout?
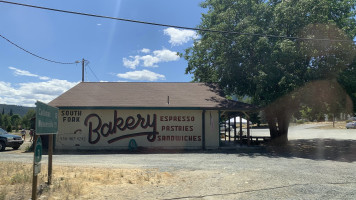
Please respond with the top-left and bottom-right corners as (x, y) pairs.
(202, 109), (206, 150)
(218, 110), (221, 148)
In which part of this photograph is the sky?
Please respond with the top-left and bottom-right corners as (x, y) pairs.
(0, 0), (206, 107)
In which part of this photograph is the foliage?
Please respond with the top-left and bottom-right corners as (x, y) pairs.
(6, 125), (12, 132)
(2, 115), (11, 130)
(10, 114), (21, 130)
(25, 143), (34, 152)
(297, 79), (353, 121)
(300, 106), (325, 122)
(184, 0), (356, 143)
(296, 119), (305, 124)
(0, 110), (35, 130)
(21, 109), (36, 129)
(338, 59), (356, 113)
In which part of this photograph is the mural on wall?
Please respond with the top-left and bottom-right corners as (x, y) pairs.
(56, 109), (207, 149)
(84, 111), (158, 144)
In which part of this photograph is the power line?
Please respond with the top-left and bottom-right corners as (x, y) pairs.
(0, 33), (78, 64)
(0, 0), (354, 43)
(86, 61), (101, 82)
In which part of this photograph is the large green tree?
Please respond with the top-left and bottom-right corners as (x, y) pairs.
(184, 0), (356, 144)
(21, 109), (36, 129)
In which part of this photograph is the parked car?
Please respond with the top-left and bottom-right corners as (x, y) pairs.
(0, 128), (24, 151)
(348, 117), (356, 121)
(346, 122), (356, 129)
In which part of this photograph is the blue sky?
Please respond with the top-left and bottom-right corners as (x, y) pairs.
(0, 0), (206, 106)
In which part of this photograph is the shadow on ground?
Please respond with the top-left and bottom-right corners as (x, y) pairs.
(235, 139), (356, 163)
(27, 139), (355, 163)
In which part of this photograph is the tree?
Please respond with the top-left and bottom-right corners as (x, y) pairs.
(184, 0), (356, 144)
(297, 79), (353, 123)
(2, 115), (11, 130)
(10, 114), (21, 130)
(338, 58), (356, 114)
(21, 109), (36, 129)
(9, 109), (13, 116)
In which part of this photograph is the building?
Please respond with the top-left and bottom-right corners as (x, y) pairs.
(49, 82), (256, 150)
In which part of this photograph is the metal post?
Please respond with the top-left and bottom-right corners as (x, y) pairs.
(32, 134), (38, 200)
(224, 121), (227, 142)
(247, 116), (250, 146)
(202, 110), (206, 150)
(218, 110), (221, 147)
(239, 116), (243, 145)
(82, 58), (84, 82)
(48, 134), (53, 185)
(234, 116), (236, 143)
(228, 117), (231, 142)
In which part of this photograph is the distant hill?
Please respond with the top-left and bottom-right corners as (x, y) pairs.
(0, 104), (35, 116)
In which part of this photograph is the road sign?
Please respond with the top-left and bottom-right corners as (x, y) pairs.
(36, 101), (58, 135)
(34, 163), (41, 175)
(34, 136), (42, 164)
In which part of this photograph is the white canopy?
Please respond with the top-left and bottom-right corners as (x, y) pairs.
(226, 117), (251, 124)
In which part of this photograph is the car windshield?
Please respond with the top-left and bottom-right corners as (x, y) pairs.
(0, 128), (7, 135)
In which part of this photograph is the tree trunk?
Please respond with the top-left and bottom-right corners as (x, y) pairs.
(265, 109), (289, 145)
(332, 114), (335, 128)
(275, 114), (289, 145)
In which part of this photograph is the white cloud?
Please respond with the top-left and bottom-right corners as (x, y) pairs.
(0, 80), (78, 107)
(122, 48), (179, 69)
(152, 49), (179, 62)
(97, 23), (102, 26)
(116, 70), (165, 81)
(122, 56), (140, 69)
(163, 27), (198, 46)
(140, 55), (160, 67)
(140, 48), (150, 53)
(9, 66), (50, 80)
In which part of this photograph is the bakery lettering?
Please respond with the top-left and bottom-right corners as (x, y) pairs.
(84, 111), (158, 144)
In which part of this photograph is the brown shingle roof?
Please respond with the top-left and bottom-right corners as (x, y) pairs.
(49, 82), (256, 111)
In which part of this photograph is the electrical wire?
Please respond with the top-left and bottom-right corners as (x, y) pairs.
(0, 0), (354, 43)
(87, 64), (100, 82)
(84, 60), (100, 82)
(0, 33), (78, 64)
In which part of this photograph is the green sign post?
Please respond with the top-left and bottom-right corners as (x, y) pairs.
(34, 136), (42, 177)
(32, 101), (58, 199)
(34, 136), (42, 164)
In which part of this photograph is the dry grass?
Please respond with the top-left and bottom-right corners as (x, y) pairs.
(308, 121), (347, 129)
(0, 162), (32, 200)
(0, 162), (172, 200)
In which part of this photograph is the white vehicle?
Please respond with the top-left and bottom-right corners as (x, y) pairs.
(346, 122), (356, 129)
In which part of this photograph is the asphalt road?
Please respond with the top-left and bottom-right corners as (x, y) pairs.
(1, 124), (355, 199)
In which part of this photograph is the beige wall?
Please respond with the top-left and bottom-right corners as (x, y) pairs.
(204, 110), (220, 149)
(56, 109), (220, 150)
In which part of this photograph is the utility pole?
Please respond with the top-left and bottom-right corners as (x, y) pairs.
(82, 58), (85, 82)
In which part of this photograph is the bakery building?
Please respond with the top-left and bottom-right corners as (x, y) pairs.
(49, 82), (256, 150)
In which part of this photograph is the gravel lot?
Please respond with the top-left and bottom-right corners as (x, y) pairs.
(1, 123), (355, 199)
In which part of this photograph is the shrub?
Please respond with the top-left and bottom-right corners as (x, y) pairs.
(6, 125), (12, 132)
(25, 143), (34, 152)
(296, 119), (305, 124)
